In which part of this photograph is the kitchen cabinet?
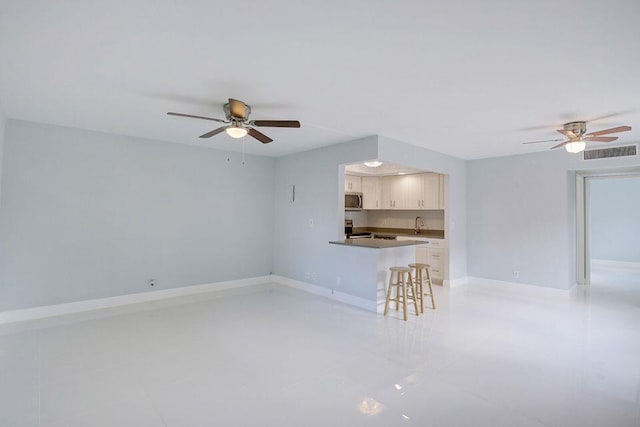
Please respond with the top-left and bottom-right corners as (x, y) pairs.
(405, 173), (441, 209)
(345, 174), (362, 193)
(360, 173), (444, 210)
(397, 237), (446, 282)
(362, 176), (382, 209)
(422, 173), (441, 209)
(381, 175), (406, 209)
(405, 174), (423, 210)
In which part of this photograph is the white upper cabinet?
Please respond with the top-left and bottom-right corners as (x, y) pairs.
(360, 173), (444, 210)
(405, 174), (424, 209)
(362, 176), (381, 209)
(422, 173), (441, 209)
(345, 174), (362, 193)
(398, 173), (442, 210)
(381, 175), (407, 209)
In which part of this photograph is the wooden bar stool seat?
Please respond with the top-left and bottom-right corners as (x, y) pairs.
(409, 262), (436, 312)
(383, 266), (420, 321)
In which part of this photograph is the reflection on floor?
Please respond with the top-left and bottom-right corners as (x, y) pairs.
(1, 269), (640, 427)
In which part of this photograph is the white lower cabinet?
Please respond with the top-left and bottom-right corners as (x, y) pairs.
(397, 237), (446, 282)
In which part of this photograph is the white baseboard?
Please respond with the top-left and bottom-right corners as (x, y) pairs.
(0, 274), (382, 325)
(465, 276), (572, 297)
(0, 275), (272, 325)
(270, 275), (377, 312)
(591, 259), (640, 271)
(443, 276), (469, 289)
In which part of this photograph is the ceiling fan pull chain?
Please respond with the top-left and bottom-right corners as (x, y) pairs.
(241, 136), (246, 166)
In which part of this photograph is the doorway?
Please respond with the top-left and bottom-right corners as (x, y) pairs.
(577, 169), (640, 287)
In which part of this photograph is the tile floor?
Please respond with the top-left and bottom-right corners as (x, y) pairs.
(1, 266), (639, 426)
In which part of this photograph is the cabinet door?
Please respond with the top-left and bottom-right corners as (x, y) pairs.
(427, 248), (444, 280)
(405, 174), (423, 210)
(344, 175), (352, 192)
(381, 175), (408, 209)
(362, 177), (381, 209)
(381, 176), (394, 209)
(351, 175), (362, 192)
(345, 175), (362, 193)
(438, 174), (445, 209)
(393, 176), (408, 209)
(422, 173), (440, 209)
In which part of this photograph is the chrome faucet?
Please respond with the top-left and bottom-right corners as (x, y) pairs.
(415, 216), (424, 234)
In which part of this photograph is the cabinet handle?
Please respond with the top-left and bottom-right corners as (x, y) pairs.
(376, 200), (378, 208)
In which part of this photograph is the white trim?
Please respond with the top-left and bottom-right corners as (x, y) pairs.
(465, 276), (573, 298)
(443, 276), (469, 289)
(270, 275), (377, 312)
(591, 259), (640, 271)
(0, 276), (272, 324)
(576, 168), (640, 287)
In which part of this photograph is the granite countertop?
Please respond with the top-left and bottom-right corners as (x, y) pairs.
(329, 239), (427, 249)
(353, 227), (445, 239)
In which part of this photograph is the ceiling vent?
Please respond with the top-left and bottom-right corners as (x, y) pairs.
(582, 144), (638, 161)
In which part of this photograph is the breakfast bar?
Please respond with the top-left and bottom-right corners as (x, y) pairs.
(329, 238), (425, 313)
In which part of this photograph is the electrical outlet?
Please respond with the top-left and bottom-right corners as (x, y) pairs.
(513, 270), (520, 279)
(308, 218), (314, 227)
(149, 279), (155, 287)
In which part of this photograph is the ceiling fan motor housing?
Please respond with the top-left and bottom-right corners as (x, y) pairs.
(563, 121), (587, 139)
(223, 102), (251, 122)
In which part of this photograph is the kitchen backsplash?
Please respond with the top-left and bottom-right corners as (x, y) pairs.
(367, 210), (444, 230)
(344, 210), (368, 227)
(345, 210), (444, 230)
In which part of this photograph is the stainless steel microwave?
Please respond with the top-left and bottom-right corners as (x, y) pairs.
(345, 192), (363, 211)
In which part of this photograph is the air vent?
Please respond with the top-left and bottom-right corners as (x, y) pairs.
(583, 145), (637, 160)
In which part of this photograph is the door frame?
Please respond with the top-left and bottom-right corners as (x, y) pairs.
(576, 168), (640, 285)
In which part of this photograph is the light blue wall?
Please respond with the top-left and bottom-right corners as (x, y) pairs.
(0, 107), (5, 205)
(0, 120), (275, 311)
(272, 136), (380, 300)
(467, 149), (640, 289)
(590, 176), (640, 263)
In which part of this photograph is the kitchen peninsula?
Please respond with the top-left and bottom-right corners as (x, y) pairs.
(329, 238), (425, 313)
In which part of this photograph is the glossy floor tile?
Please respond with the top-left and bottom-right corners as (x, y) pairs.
(1, 266), (639, 426)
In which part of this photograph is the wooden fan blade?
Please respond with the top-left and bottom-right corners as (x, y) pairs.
(199, 127), (227, 138)
(167, 112), (227, 123)
(557, 129), (576, 138)
(229, 98), (247, 119)
(550, 140), (570, 150)
(251, 120), (301, 128)
(583, 136), (618, 142)
(522, 138), (564, 145)
(584, 126), (631, 137)
(247, 127), (273, 144)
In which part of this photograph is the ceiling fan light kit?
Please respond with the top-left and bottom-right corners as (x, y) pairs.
(167, 98), (300, 144)
(225, 124), (247, 139)
(522, 120), (632, 154)
(565, 140), (586, 153)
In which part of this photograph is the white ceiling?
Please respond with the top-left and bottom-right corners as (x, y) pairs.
(0, 0), (639, 159)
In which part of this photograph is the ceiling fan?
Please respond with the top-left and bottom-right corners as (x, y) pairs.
(523, 121), (632, 153)
(167, 98), (300, 144)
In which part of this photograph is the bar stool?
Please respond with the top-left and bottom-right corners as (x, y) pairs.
(409, 263), (436, 312)
(384, 267), (420, 321)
